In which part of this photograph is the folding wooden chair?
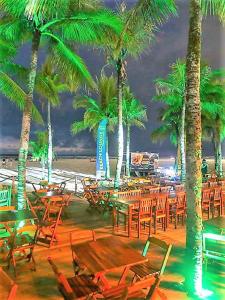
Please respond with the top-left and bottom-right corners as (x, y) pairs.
(97, 276), (161, 299)
(0, 267), (18, 300)
(48, 257), (99, 300)
(7, 224), (37, 277)
(130, 236), (172, 283)
(36, 198), (64, 247)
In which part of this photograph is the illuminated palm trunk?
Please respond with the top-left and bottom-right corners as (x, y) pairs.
(17, 30), (41, 210)
(126, 124), (130, 177)
(114, 57), (124, 188)
(213, 130), (223, 177)
(180, 100), (186, 182)
(47, 101), (53, 183)
(185, 0), (203, 296)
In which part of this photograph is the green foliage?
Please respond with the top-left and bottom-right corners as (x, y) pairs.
(71, 74), (117, 136)
(122, 86), (147, 128)
(0, 0), (123, 89)
(29, 131), (48, 162)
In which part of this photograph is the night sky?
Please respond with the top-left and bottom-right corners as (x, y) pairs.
(0, 0), (223, 157)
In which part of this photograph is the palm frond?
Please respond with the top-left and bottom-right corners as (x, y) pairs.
(44, 32), (95, 88)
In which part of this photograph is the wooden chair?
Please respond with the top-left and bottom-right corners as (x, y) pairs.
(7, 224), (37, 277)
(201, 189), (211, 219)
(211, 187), (222, 218)
(209, 181), (218, 188)
(36, 198), (64, 247)
(0, 267), (18, 300)
(160, 186), (171, 194)
(202, 232), (225, 271)
(170, 192), (186, 229)
(152, 194), (168, 234)
(202, 182), (209, 189)
(116, 189), (142, 200)
(70, 230), (96, 275)
(99, 276), (159, 299)
(48, 256), (99, 300)
(132, 198), (154, 238)
(174, 185), (185, 193)
(130, 237), (172, 282)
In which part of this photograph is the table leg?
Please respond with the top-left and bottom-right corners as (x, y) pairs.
(94, 272), (110, 290)
(128, 206), (132, 238)
(118, 266), (129, 285)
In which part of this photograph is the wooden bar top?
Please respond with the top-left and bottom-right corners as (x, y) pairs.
(71, 236), (147, 274)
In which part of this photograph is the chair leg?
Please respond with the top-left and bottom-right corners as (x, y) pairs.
(154, 217), (156, 234)
(175, 214), (177, 229)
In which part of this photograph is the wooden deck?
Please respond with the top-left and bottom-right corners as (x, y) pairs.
(0, 196), (224, 300)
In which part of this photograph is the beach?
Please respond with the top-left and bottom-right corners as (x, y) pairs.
(1, 157), (225, 177)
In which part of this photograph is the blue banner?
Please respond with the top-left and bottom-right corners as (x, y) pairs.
(96, 119), (108, 179)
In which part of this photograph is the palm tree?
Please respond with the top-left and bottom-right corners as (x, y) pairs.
(0, 0), (122, 209)
(29, 131), (49, 180)
(184, 0), (225, 295)
(154, 60), (211, 182)
(201, 69), (225, 177)
(106, 0), (177, 188)
(40, 60), (69, 184)
(71, 74), (117, 178)
(151, 108), (180, 174)
(122, 86), (147, 177)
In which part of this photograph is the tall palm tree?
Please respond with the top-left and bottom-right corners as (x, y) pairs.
(39, 60), (69, 184)
(154, 60), (211, 182)
(71, 74), (117, 178)
(184, 0), (225, 295)
(122, 86), (147, 177)
(106, 0), (177, 188)
(201, 69), (225, 177)
(185, 1), (203, 295)
(0, 0), (122, 209)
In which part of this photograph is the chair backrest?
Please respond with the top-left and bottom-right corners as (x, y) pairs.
(174, 185), (185, 192)
(142, 236), (172, 276)
(139, 198), (154, 215)
(202, 182), (209, 189)
(176, 192), (186, 209)
(209, 180), (218, 187)
(155, 194), (168, 213)
(212, 187), (222, 201)
(160, 186), (171, 194)
(48, 257), (75, 298)
(0, 267), (18, 300)
(201, 189), (211, 203)
(116, 189), (142, 200)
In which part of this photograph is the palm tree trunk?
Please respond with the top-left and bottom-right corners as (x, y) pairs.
(213, 130), (223, 177)
(114, 57), (124, 188)
(185, 0), (203, 296)
(175, 141), (181, 176)
(47, 101), (53, 183)
(17, 30), (41, 210)
(180, 100), (186, 182)
(41, 157), (46, 180)
(126, 124), (131, 177)
(106, 133), (110, 179)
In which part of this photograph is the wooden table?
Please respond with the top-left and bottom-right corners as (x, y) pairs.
(0, 209), (37, 234)
(203, 216), (225, 234)
(71, 236), (147, 289)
